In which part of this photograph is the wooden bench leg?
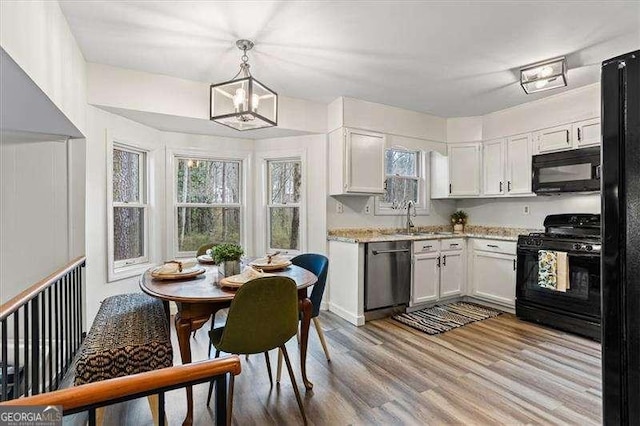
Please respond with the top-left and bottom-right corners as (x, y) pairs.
(148, 394), (168, 426)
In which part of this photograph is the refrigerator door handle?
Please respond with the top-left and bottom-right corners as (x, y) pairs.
(596, 165), (602, 179)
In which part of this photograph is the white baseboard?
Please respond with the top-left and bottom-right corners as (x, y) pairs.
(464, 296), (515, 314)
(328, 302), (365, 326)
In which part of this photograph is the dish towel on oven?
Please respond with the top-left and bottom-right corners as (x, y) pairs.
(538, 250), (569, 292)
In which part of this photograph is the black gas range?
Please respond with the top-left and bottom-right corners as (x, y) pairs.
(516, 214), (601, 341)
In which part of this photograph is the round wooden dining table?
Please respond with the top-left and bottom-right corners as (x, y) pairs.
(139, 262), (317, 425)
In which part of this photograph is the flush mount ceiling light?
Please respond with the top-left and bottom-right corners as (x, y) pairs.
(520, 57), (567, 94)
(210, 39), (278, 131)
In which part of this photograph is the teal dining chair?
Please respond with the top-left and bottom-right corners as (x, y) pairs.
(276, 253), (330, 384)
(206, 276), (306, 424)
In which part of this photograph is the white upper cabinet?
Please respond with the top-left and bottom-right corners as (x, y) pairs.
(482, 139), (506, 196)
(329, 127), (385, 195)
(535, 124), (573, 153)
(573, 118), (601, 148)
(448, 143), (481, 196)
(506, 133), (533, 195)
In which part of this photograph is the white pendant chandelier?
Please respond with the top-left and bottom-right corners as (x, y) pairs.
(210, 40), (278, 130)
(520, 57), (568, 94)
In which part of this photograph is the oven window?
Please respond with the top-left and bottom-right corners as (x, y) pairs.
(539, 163), (592, 183)
(520, 251), (590, 300)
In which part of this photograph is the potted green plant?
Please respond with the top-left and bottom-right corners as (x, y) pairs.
(451, 210), (468, 234)
(210, 243), (244, 277)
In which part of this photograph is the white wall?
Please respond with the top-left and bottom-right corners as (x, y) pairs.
(0, 134), (86, 302)
(482, 83), (600, 140)
(457, 194), (601, 229)
(0, 0), (87, 134)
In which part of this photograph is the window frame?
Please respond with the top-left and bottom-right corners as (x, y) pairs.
(266, 158), (303, 254)
(375, 147), (430, 216)
(167, 148), (251, 259)
(107, 141), (151, 282)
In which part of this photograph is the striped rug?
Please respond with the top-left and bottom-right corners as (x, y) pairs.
(392, 302), (502, 335)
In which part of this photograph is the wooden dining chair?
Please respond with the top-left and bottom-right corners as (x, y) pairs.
(276, 253), (330, 384)
(206, 276), (306, 424)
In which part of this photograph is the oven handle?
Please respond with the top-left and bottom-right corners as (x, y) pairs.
(517, 249), (600, 258)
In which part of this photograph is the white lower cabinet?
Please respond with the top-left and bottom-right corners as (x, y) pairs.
(411, 239), (465, 305)
(412, 252), (440, 304)
(470, 249), (517, 307)
(440, 250), (464, 297)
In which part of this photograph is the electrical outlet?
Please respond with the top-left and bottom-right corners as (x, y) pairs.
(364, 204), (371, 214)
(336, 201), (344, 214)
(523, 205), (530, 215)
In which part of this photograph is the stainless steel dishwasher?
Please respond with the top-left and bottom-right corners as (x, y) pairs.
(365, 241), (411, 311)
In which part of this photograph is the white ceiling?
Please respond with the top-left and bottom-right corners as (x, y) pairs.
(60, 1), (639, 118)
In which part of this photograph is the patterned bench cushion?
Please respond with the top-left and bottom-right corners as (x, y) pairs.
(74, 293), (173, 386)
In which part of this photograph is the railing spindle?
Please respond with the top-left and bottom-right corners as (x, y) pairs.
(41, 290), (46, 394)
(30, 296), (39, 395)
(48, 287), (53, 392)
(13, 312), (19, 398)
(1, 319), (7, 400)
(65, 274), (70, 370)
(23, 304), (28, 397)
(54, 280), (60, 390)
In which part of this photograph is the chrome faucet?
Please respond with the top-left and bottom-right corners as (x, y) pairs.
(406, 200), (416, 234)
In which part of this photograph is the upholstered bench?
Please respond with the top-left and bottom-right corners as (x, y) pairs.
(72, 293), (173, 424)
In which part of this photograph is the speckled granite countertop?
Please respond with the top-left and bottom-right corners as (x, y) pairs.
(327, 225), (541, 243)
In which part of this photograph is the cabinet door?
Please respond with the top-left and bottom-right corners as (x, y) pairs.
(412, 252), (440, 304)
(471, 250), (516, 307)
(440, 250), (464, 298)
(506, 133), (533, 194)
(573, 118), (601, 148)
(345, 128), (385, 194)
(482, 139), (505, 195)
(535, 124), (572, 153)
(449, 143), (481, 196)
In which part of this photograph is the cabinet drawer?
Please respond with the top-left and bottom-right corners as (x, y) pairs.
(471, 239), (516, 255)
(413, 240), (440, 254)
(440, 239), (465, 251)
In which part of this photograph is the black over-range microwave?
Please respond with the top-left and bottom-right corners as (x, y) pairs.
(532, 146), (601, 194)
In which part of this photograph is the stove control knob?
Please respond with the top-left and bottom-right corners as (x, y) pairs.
(573, 243), (581, 250)
(535, 240), (542, 246)
(585, 245), (593, 251)
(526, 239), (533, 245)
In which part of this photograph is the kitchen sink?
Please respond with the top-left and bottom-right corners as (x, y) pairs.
(392, 232), (437, 237)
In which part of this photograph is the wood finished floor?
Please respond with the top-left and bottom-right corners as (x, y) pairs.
(103, 311), (602, 425)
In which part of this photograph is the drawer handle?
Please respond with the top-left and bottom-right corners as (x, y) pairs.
(422, 245), (432, 249)
(449, 243), (459, 246)
(487, 244), (499, 248)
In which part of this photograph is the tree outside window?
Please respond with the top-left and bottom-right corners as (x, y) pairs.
(267, 160), (302, 251)
(175, 158), (241, 253)
(112, 146), (148, 267)
(382, 149), (420, 208)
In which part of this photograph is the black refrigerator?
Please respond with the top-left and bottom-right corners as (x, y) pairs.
(601, 50), (640, 425)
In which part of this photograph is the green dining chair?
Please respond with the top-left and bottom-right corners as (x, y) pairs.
(206, 276), (306, 424)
